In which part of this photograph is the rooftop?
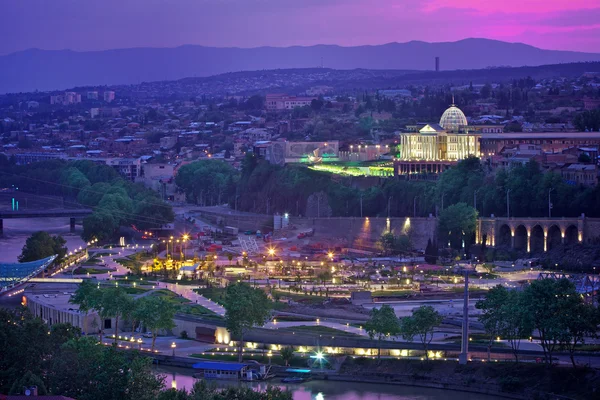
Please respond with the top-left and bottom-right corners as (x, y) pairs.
(192, 361), (247, 371)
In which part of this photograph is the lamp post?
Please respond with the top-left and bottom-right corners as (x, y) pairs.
(182, 234), (189, 260)
(360, 193), (363, 218)
(506, 189), (511, 219)
(171, 342), (176, 356)
(413, 196), (418, 218)
(548, 188), (554, 218)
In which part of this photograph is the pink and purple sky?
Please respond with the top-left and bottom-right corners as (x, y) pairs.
(2, 0), (599, 55)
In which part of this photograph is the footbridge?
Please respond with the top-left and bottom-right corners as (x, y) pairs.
(538, 272), (600, 295)
(0, 208), (93, 234)
(476, 215), (600, 252)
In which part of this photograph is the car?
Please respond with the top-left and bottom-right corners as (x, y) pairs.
(143, 332), (153, 338)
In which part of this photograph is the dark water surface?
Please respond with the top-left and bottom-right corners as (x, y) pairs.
(155, 366), (503, 400)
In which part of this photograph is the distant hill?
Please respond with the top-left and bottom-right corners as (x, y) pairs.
(2, 38), (600, 93)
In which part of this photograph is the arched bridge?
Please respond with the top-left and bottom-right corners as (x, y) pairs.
(0, 209), (93, 234)
(476, 215), (600, 253)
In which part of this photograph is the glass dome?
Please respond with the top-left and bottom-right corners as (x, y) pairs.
(439, 105), (468, 132)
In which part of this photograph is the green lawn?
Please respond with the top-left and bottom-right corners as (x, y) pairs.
(114, 278), (154, 286)
(193, 288), (227, 304)
(150, 289), (191, 304)
(161, 278), (201, 286)
(371, 289), (413, 297)
(272, 290), (325, 305)
(177, 304), (223, 320)
(278, 325), (363, 338)
(91, 252), (113, 257)
(73, 267), (115, 275)
(123, 287), (149, 295)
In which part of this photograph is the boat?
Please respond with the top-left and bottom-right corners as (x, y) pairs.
(191, 361), (248, 380)
(281, 368), (312, 383)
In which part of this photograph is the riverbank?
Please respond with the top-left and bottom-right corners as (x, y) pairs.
(152, 353), (599, 400)
(338, 357), (600, 400)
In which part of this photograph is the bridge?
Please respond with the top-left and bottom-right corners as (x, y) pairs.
(476, 215), (600, 253)
(0, 208), (93, 234)
(538, 272), (600, 296)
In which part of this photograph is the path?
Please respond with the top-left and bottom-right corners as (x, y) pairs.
(160, 282), (226, 316)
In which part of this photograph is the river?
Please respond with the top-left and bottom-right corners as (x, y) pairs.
(155, 366), (503, 400)
(0, 217), (86, 262)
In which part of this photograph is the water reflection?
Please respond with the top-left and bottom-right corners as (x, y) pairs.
(155, 366), (502, 400)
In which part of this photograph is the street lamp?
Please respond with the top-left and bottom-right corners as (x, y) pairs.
(548, 188), (554, 218)
(171, 342), (176, 356)
(182, 234), (189, 260)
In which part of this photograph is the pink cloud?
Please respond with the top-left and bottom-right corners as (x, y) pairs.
(0, 0), (599, 54)
(423, 0), (600, 13)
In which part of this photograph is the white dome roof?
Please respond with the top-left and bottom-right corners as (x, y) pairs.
(440, 105), (468, 132)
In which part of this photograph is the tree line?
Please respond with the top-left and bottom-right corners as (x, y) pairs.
(0, 156), (175, 241)
(476, 278), (600, 367)
(365, 304), (442, 361)
(175, 155), (600, 220)
(0, 306), (290, 400)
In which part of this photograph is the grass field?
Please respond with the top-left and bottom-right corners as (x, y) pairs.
(371, 289), (413, 297)
(278, 325), (363, 338)
(193, 288), (227, 304)
(73, 266), (115, 275)
(150, 289), (190, 304)
(123, 287), (149, 295)
(177, 304), (223, 321)
(272, 290), (325, 305)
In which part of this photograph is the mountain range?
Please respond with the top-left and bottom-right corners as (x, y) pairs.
(2, 38), (600, 94)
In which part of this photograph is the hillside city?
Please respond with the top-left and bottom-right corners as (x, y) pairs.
(2, 62), (600, 400)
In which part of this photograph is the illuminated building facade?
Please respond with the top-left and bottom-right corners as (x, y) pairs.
(395, 103), (481, 179)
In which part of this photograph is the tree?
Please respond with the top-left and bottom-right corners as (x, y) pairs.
(9, 371), (47, 395)
(378, 233), (412, 255)
(311, 99), (324, 112)
(49, 336), (162, 400)
(476, 285), (509, 361)
(70, 280), (103, 337)
(317, 270), (332, 284)
(578, 153), (592, 163)
(400, 305), (443, 360)
(502, 290), (533, 363)
(365, 304), (401, 361)
(189, 380), (292, 400)
(224, 282), (272, 362)
(560, 302), (600, 368)
(523, 278), (579, 364)
(424, 238), (438, 264)
(378, 232), (396, 255)
(125, 357), (165, 400)
(18, 231), (67, 264)
(101, 287), (132, 344)
(82, 210), (119, 241)
(523, 278), (590, 365)
(280, 346), (295, 366)
(136, 296), (176, 352)
(481, 83), (492, 99)
(438, 203), (477, 250)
